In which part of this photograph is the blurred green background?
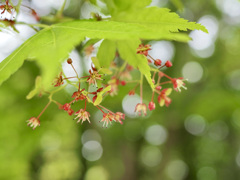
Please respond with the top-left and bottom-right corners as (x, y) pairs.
(0, 0), (240, 180)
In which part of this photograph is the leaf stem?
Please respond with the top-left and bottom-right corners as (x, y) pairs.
(56, 0), (66, 18)
(16, 22), (49, 28)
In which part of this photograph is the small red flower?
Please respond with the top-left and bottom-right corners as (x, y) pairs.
(87, 69), (102, 85)
(135, 103), (147, 116)
(120, 80), (126, 86)
(114, 112), (125, 124)
(128, 90), (135, 96)
(171, 78), (187, 92)
(155, 86), (162, 91)
(74, 109), (90, 124)
(165, 60), (172, 67)
(72, 89), (86, 101)
(148, 101), (156, 111)
(158, 88), (172, 107)
(154, 59), (162, 66)
(53, 72), (64, 87)
(136, 44), (151, 56)
(100, 113), (115, 127)
(62, 103), (74, 116)
(26, 117), (40, 130)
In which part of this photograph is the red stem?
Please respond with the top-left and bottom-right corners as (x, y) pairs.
(84, 99), (87, 110)
(37, 101), (51, 119)
(96, 105), (105, 114)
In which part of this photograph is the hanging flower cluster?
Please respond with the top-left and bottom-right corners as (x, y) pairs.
(0, 0), (40, 32)
(27, 43), (187, 130)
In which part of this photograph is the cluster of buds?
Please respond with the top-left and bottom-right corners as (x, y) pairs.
(27, 43), (187, 129)
(132, 44), (187, 116)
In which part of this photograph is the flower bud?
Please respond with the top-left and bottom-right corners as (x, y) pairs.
(128, 90), (135, 96)
(154, 59), (162, 66)
(67, 58), (72, 64)
(148, 101), (155, 111)
(155, 86), (162, 91)
(120, 81), (126, 86)
(165, 60), (172, 67)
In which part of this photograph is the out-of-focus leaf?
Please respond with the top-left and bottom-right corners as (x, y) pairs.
(82, 39), (100, 51)
(89, 0), (97, 5)
(97, 39), (116, 68)
(101, 0), (151, 15)
(170, 0), (184, 11)
(117, 39), (154, 89)
(91, 57), (112, 75)
(26, 76), (42, 99)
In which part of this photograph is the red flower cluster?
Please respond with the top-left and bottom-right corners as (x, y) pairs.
(26, 43), (186, 129)
(137, 44), (151, 56)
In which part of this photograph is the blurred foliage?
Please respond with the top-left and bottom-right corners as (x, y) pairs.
(0, 0), (240, 180)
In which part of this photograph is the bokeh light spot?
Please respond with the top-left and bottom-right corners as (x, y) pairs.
(184, 114), (206, 136)
(81, 129), (102, 144)
(140, 146), (162, 167)
(166, 160), (189, 180)
(82, 141), (103, 161)
(197, 167), (217, 180)
(145, 125), (168, 145)
(182, 61), (203, 83)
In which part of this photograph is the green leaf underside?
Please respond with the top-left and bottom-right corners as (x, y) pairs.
(0, 11), (207, 89)
(97, 39), (116, 68)
(117, 40), (154, 89)
(91, 57), (112, 75)
(170, 0), (184, 11)
(26, 76), (42, 99)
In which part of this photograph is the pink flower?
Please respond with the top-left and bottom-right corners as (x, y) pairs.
(172, 78), (187, 92)
(26, 117), (40, 130)
(87, 69), (102, 85)
(135, 103), (147, 116)
(114, 112), (125, 124)
(148, 101), (156, 111)
(158, 88), (172, 107)
(100, 113), (115, 127)
(74, 109), (90, 124)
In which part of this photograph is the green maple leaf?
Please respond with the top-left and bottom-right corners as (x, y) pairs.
(0, 5), (207, 90)
(112, 7), (208, 33)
